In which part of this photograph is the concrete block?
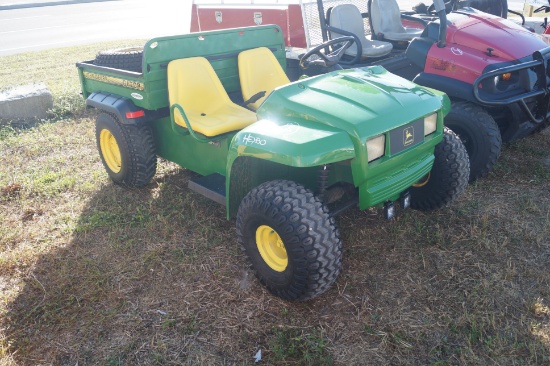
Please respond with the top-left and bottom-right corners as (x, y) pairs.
(0, 83), (53, 120)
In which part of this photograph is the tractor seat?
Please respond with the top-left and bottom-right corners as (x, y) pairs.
(329, 4), (392, 58)
(370, 0), (424, 42)
(167, 57), (257, 137)
(238, 47), (290, 110)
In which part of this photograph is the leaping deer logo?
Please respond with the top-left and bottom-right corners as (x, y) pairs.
(404, 127), (414, 146)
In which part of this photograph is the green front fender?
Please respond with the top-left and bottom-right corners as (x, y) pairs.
(423, 87), (451, 117)
(225, 119), (356, 218)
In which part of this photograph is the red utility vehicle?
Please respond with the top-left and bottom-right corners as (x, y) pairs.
(191, 0), (550, 181)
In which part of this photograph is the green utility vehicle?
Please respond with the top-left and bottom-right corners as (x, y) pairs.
(76, 25), (469, 301)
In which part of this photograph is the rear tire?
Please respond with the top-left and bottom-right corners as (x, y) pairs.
(236, 180), (342, 301)
(444, 101), (501, 182)
(410, 127), (470, 211)
(94, 47), (143, 72)
(95, 113), (156, 187)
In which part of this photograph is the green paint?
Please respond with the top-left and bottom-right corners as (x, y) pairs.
(78, 25), (449, 219)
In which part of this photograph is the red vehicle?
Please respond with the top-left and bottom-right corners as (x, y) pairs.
(191, 0), (550, 181)
(533, 1), (550, 34)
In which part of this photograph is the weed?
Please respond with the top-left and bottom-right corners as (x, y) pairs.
(48, 90), (87, 121)
(268, 328), (333, 365)
(182, 317), (199, 335)
(0, 126), (17, 141)
(104, 356), (123, 366)
(77, 210), (125, 231)
(161, 318), (177, 329)
(466, 321), (484, 345)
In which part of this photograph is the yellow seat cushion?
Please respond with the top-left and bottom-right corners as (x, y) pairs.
(168, 57), (257, 137)
(238, 47), (290, 110)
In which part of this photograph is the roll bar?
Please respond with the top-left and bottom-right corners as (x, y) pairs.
(432, 0), (447, 48)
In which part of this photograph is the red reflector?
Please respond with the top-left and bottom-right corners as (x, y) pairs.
(126, 110), (145, 119)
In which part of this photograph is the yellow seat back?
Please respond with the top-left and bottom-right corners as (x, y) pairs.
(167, 57), (256, 137)
(238, 47), (290, 110)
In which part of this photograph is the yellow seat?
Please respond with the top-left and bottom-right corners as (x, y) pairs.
(167, 57), (257, 137)
(238, 47), (290, 110)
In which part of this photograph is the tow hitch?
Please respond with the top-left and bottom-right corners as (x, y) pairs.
(384, 191), (411, 220)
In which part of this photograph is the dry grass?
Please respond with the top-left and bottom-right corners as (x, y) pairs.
(0, 44), (549, 366)
(0, 39), (147, 125)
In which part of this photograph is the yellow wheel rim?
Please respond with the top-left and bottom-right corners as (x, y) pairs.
(256, 225), (288, 272)
(99, 129), (122, 173)
(412, 172), (430, 187)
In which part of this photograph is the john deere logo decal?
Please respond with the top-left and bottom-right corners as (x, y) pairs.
(403, 126), (414, 146)
(390, 119), (423, 155)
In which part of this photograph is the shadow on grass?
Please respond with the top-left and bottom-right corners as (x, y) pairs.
(3, 168), (243, 364)
(3, 132), (550, 365)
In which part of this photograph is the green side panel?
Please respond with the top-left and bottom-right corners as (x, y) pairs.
(227, 119), (355, 167)
(76, 63), (152, 108)
(150, 116), (230, 176)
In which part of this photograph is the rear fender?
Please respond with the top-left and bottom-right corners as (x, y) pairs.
(86, 91), (155, 125)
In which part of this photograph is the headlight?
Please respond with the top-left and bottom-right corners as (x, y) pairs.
(494, 72), (518, 91)
(501, 72), (512, 81)
(424, 113), (437, 136)
(366, 135), (385, 162)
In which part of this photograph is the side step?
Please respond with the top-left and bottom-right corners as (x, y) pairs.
(188, 173), (226, 206)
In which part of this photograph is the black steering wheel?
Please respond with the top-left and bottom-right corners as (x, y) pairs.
(299, 36), (356, 70)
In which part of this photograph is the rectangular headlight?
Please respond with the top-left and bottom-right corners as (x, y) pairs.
(366, 134), (385, 162)
(424, 113), (437, 136)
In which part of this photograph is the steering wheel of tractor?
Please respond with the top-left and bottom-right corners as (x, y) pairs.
(299, 36), (356, 70)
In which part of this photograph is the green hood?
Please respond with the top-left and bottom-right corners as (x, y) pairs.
(257, 65), (446, 139)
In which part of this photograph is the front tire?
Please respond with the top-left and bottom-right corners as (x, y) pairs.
(410, 127), (470, 211)
(444, 101), (501, 181)
(95, 113), (157, 187)
(236, 180), (342, 301)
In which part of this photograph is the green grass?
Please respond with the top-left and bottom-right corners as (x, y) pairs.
(0, 40), (147, 122)
(268, 328), (333, 365)
(0, 40), (549, 366)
